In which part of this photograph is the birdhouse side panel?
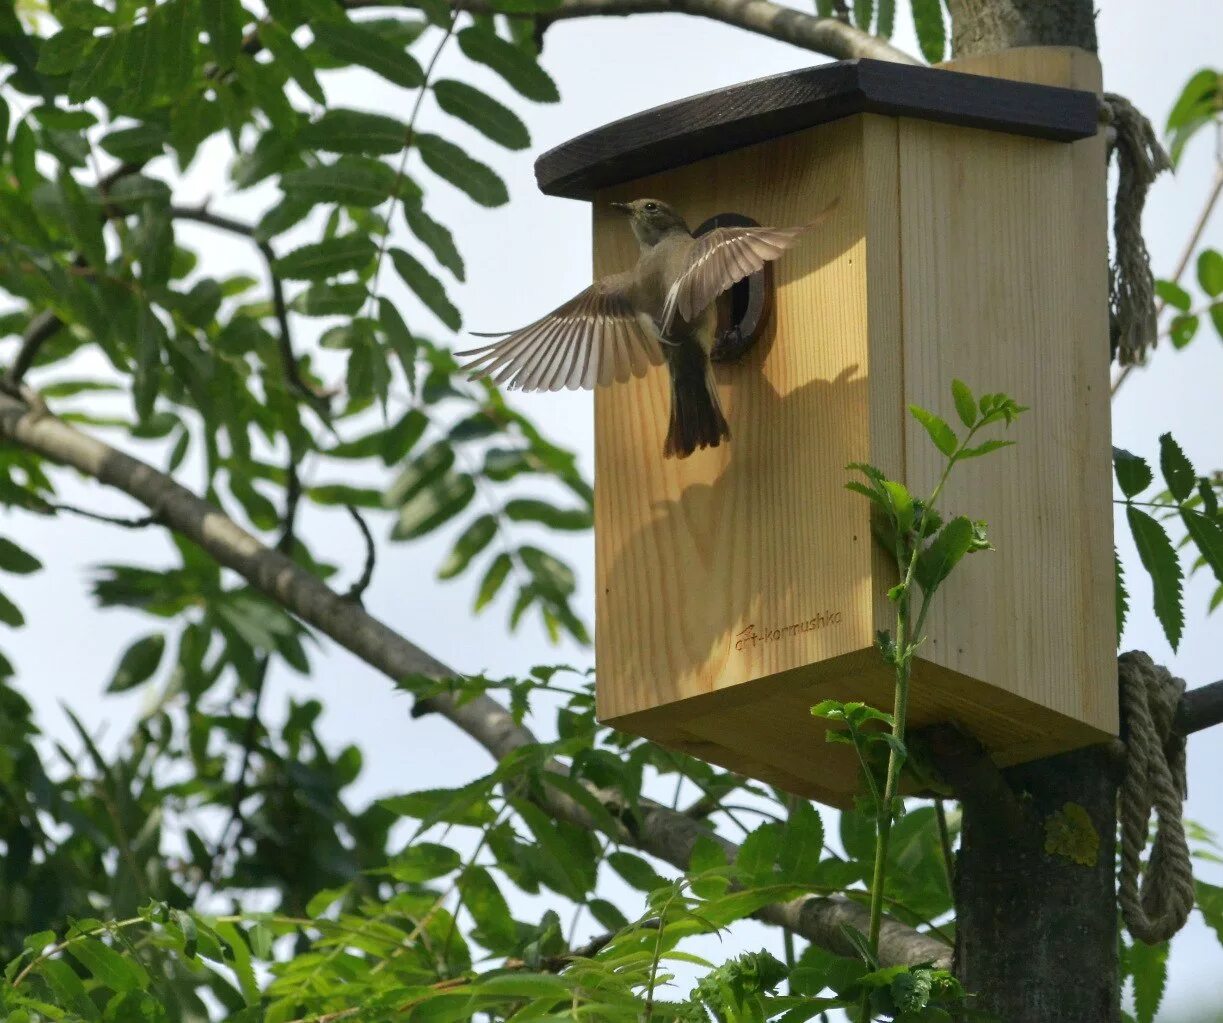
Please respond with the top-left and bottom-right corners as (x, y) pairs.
(592, 117), (882, 725)
(894, 117), (1116, 736)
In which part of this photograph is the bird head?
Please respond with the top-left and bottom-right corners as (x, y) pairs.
(610, 198), (690, 248)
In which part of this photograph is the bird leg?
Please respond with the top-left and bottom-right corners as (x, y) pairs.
(710, 322), (752, 364)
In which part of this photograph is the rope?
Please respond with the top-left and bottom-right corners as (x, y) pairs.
(1116, 651), (1194, 944)
(1100, 94), (1172, 366)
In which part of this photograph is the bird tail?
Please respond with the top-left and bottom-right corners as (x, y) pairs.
(664, 341), (730, 459)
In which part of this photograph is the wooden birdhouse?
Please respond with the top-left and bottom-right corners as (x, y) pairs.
(535, 50), (1117, 807)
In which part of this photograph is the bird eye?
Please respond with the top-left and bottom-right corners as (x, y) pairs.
(644, 202), (657, 212)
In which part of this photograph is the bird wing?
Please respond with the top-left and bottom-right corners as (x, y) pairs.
(661, 199), (839, 334)
(457, 272), (664, 392)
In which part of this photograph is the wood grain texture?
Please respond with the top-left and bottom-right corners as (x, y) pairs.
(537, 59), (1098, 201)
(590, 55), (1115, 806)
(903, 47), (1116, 734)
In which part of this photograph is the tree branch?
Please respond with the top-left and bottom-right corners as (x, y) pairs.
(0, 391), (945, 969)
(1176, 678), (1223, 736)
(343, 0), (921, 63)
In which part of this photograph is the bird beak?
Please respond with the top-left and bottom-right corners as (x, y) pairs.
(609, 201), (631, 215)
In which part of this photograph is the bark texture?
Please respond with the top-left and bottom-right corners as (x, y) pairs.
(946, 0), (1097, 56)
(954, 747), (1120, 1022)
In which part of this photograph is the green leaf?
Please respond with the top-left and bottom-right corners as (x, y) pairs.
(1182, 509), (1223, 586)
(475, 552), (513, 610)
(1113, 448), (1153, 499)
(778, 802), (824, 884)
(1154, 279), (1192, 311)
(881, 480), (914, 534)
(391, 247), (462, 330)
(1165, 69), (1221, 165)
(1211, 302), (1223, 340)
(282, 157), (404, 207)
(68, 31), (123, 103)
(416, 133), (509, 207)
(1196, 880), (1223, 944)
(392, 473), (477, 540)
(0, 537), (41, 575)
(384, 841), (461, 882)
(108, 633), (166, 692)
(1198, 248), (1223, 298)
(956, 438), (1015, 460)
(457, 26), (559, 103)
(299, 107), (408, 155)
(37, 29), (95, 75)
(1127, 506), (1184, 651)
(100, 123), (167, 164)
(67, 936), (148, 993)
(439, 515), (498, 579)
(910, 0), (946, 63)
(504, 499), (592, 531)
(518, 546), (575, 596)
(274, 234), (376, 279)
(1115, 548), (1129, 642)
(908, 405), (957, 458)
(261, 20), (326, 104)
(317, 18), (425, 88)
(607, 850), (667, 892)
(460, 866), (517, 953)
(1158, 433), (1196, 502)
(433, 79), (530, 150)
(386, 441), (455, 506)
(1128, 939), (1168, 1023)
(291, 282), (368, 317)
(403, 202), (465, 281)
(40, 959), (100, 1021)
(378, 297), (419, 388)
(1169, 313), (1199, 349)
(915, 516), (974, 594)
(854, 0), (873, 31)
(875, 0), (895, 37)
(201, 0), (245, 62)
(951, 379), (976, 428)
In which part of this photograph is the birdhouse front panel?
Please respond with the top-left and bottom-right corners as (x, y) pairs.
(537, 56), (1116, 806)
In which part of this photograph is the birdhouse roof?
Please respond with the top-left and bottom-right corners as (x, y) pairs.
(535, 58), (1098, 201)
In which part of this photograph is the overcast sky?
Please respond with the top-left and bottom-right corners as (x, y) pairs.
(5, 1), (1222, 1018)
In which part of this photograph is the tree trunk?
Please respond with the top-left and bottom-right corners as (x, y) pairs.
(941, 2), (1120, 1020)
(954, 747), (1120, 1022)
(945, 0), (1097, 56)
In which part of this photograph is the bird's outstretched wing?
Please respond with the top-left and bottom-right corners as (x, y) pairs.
(661, 198), (839, 334)
(457, 272), (663, 392)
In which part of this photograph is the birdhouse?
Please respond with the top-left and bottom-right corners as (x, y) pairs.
(535, 50), (1117, 807)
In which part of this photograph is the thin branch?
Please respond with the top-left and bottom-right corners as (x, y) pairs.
(344, 504), (377, 603)
(0, 390), (945, 970)
(6, 311), (65, 387)
(341, 0), (921, 63)
(42, 500), (160, 530)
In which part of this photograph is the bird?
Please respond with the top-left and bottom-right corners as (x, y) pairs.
(457, 197), (837, 459)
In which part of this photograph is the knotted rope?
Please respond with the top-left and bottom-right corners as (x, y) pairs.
(1101, 94), (1172, 365)
(1116, 651), (1194, 944)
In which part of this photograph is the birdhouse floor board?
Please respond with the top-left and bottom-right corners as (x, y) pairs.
(605, 651), (1114, 810)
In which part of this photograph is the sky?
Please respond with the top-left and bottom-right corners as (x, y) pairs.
(4, 0), (1222, 1018)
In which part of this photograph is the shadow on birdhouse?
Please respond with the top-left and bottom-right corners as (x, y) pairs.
(536, 53), (1118, 807)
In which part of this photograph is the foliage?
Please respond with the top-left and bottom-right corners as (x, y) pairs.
(0, 4), (1219, 1023)
(1112, 436), (1223, 648)
(825, 380), (1023, 1021)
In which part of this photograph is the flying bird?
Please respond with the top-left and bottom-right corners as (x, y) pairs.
(458, 198), (837, 458)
